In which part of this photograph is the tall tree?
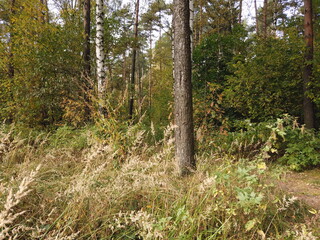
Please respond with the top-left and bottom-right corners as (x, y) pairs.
(96, 0), (106, 116)
(173, 0), (195, 176)
(303, 0), (315, 128)
(239, 0), (242, 24)
(83, 0), (91, 119)
(83, 0), (91, 78)
(40, 0), (49, 23)
(254, 0), (259, 35)
(263, 0), (268, 37)
(129, 0), (140, 119)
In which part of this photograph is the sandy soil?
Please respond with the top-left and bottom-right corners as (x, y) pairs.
(277, 168), (320, 210)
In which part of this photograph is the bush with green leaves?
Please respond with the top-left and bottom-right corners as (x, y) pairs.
(203, 115), (320, 171)
(225, 30), (305, 121)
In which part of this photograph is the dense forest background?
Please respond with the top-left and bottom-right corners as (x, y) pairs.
(1, 0), (320, 239)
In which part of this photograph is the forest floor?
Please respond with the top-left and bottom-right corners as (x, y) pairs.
(277, 168), (320, 210)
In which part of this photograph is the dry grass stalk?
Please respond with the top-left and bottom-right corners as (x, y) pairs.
(0, 165), (41, 240)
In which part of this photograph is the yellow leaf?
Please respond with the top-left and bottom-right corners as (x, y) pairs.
(257, 162), (267, 170)
(308, 209), (317, 215)
(257, 230), (266, 239)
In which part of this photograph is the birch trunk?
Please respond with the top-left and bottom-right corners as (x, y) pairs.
(96, 0), (106, 116)
(173, 0), (195, 176)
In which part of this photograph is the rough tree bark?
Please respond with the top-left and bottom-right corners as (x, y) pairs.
(303, 0), (315, 128)
(96, 0), (106, 116)
(173, 0), (195, 176)
(129, 0), (140, 120)
(83, 0), (91, 119)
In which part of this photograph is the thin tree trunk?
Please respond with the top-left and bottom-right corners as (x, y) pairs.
(96, 0), (106, 116)
(254, 0), (259, 35)
(7, 0), (15, 122)
(82, 0), (91, 119)
(200, 0), (203, 37)
(123, 52), (127, 94)
(83, 0), (91, 77)
(149, 28), (152, 114)
(189, 0), (194, 53)
(158, 0), (162, 37)
(40, 0), (49, 23)
(239, 0), (242, 24)
(173, 0), (195, 176)
(8, 0), (15, 80)
(137, 51), (142, 117)
(303, 0), (315, 128)
(129, 0), (140, 120)
(263, 0), (268, 37)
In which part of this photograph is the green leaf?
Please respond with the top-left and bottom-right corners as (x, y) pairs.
(245, 219), (257, 231)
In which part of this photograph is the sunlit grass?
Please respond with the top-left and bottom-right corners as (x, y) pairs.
(0, 122), (319, 239)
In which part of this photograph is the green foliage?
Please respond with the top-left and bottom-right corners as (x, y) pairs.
(259, 115), (320, 171)
(148, 35), (173, 128)
(0, 0), (83, 126)
(277, 128), (320, 171)
(46, 125), (88, 150)
(225, 31), (305, 121)
(204, 115), (320, 171)
(192, 26), (247, 127)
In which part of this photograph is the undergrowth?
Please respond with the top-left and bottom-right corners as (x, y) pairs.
(0, 117), (319, 239)
(200, 114), (320, 171)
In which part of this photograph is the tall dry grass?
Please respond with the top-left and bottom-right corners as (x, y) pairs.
(0, 122), (319, 239)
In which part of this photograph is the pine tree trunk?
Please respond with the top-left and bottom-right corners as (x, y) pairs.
(173, 0), (195, 176)
(303, 0), (315, 128)
(129, 0), (140, 120)
(96, 0), (106, 116)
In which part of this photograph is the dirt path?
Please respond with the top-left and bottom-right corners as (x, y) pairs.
(277, 168), (320, 210)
